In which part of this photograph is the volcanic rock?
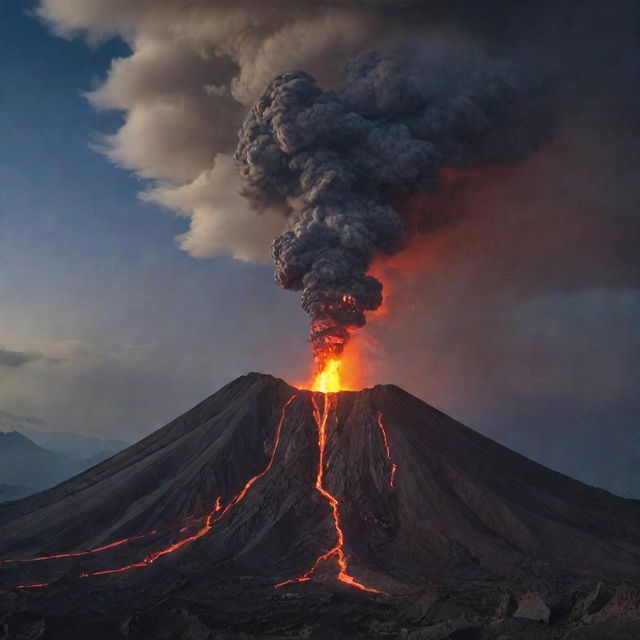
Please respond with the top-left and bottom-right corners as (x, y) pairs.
(0, 373), (638, 639)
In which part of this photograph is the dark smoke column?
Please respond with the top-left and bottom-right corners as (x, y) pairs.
(235, 53), (549, 368)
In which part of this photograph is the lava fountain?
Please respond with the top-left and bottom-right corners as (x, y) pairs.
(310, 358), (342, 393)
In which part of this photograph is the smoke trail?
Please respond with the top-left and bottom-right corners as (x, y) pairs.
(235, 52), (550, 365)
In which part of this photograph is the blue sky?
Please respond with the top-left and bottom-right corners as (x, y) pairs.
(0, 2), (308, 437)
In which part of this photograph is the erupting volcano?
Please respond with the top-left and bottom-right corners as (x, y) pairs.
(275, 391), (385, 594)
(0, 51), (633, 619)
(1, 373), (639, 639)
(234, 53), (551, 374)
(0, 363), (391, 596)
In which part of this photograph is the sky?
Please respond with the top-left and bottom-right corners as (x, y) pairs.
(1, 0), (639, 498)
(0, 0), (309, 437)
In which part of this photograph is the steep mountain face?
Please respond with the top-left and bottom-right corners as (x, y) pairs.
(0, 373), (639, 639)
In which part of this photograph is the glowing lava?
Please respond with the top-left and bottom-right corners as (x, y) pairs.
(304, 340), (369, 393)
(311, 358), (342, 393)
(276, 392), (383, 594)
(0, 515), (205, 566)
(376, 411), (398, 488)
(0, 394), (298, 592)
(77, 497), (224, 579)
(0, 380), (398, 596)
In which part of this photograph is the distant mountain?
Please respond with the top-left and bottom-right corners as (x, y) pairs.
(19, 427), (128, 461)
(0, 431), (92, 492)
(0, 407), (128, 461)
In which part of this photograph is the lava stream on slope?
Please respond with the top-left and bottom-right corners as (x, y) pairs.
(275, 393), (389, 594)
(0, 514), (206, 566)
(0, 387), (398, 595)
(0, 393), (298, 592)
(377, 410), (398, 488)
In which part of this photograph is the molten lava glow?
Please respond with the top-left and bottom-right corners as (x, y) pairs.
(276, 393), (383, 594)
(305, 342), (370, 392)
(376, 411), (398, 489)
(311, 358), (343, 393)
(0, 395), (297, 592)
(300, 318), (389, 393)
(78, 497), (224, 579)
(0, 391), (396, 596)
(0, 516), (205, 566)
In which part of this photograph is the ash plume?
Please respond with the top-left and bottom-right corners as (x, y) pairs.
(33, 1), (640, 496)
(235, 53), (550, 364)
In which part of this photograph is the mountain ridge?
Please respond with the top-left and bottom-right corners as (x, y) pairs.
(0, 430), (85, 493)
(0, 373), (638, 639)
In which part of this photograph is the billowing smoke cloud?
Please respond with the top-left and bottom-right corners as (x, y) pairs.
(34, 0), (639, 294)
(37, 0), (401, 263)
(235, 52), (550, 363)
(34, 0), (640, 369)
(23, 0), (640, 495)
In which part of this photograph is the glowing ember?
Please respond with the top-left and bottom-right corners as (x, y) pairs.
(276, 393), (383, 594)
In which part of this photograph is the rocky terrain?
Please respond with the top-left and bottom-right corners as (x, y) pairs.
(0, 373), (638, 639)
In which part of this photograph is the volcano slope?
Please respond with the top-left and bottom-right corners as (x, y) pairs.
(0, 373), (639, 639)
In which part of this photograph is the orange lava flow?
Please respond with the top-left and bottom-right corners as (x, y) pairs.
(201, 392), (297, 529)
(78, 496), (224, 579)
(376, 411), (398, 489)
(4, 582), (50, 592)
(0, 515), (207, 566)
(0, 394), (298, 593)
(276, 392), (383, 594)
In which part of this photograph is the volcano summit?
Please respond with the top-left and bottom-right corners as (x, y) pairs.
(0, 373), (639, 639)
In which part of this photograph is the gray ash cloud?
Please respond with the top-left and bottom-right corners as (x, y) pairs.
(235, 52), (550, 364)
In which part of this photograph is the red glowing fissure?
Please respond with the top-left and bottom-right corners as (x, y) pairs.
(0, 394), (298, 593)
(275, 393), (386, 594)
(376, 410), (398, 488)
(0, 391), (398, 596)
(0, 515), (206, 566)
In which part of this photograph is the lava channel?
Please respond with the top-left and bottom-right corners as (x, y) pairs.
(376, 410), (397, 488)
(0, 393), (298, 592)
(276, 392), (384, 594)
(0, 514), (206, 566)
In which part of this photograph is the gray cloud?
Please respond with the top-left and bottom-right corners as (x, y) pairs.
(36, 0), (400, 262)
(235, 51), (550, 364)
(35, 0), (640, 289)
(0, 349), (43, 368)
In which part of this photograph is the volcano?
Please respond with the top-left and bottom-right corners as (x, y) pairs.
(1, 373), (639, 639)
